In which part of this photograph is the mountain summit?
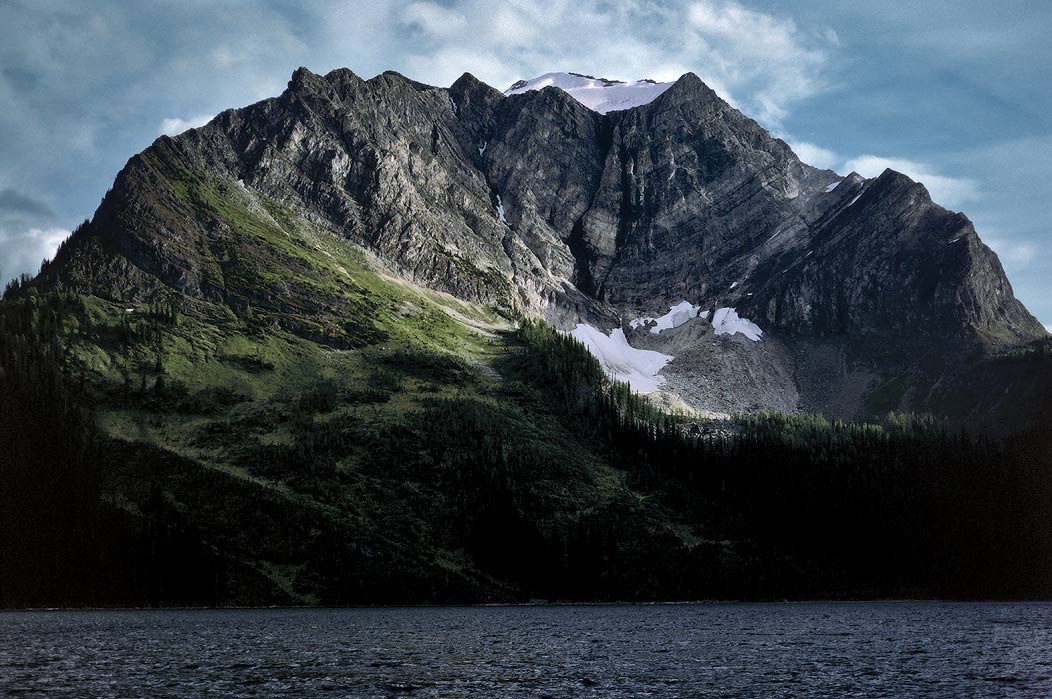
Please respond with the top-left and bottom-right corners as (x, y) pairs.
(28, 66), (1050, 429)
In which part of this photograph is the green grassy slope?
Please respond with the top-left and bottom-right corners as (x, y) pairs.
(4, 163), (1052, 606)
(1, 169), (696, 603)
(4, 287), (696, 604)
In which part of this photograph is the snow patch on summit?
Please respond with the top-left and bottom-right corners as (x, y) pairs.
(505, 72), (673, 114)
(570, 324), (673, 394)
(629, 301), (702, 334)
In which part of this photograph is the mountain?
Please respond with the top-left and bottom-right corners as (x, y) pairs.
(3, 66), (1051, 607)
(31, 67), (1049, 429)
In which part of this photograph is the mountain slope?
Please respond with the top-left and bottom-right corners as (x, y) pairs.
(4, 66), (1052, 605)
(4, 283), (1051, 605)
(28, 66), (1049, 428)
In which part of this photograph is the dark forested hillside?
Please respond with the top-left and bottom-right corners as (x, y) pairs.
(509, 321), (1052, 600)
(0, 291), (219, 607)
(2, 289), (1050, 607)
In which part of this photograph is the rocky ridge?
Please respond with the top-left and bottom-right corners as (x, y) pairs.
(36, 66), (1049, 427)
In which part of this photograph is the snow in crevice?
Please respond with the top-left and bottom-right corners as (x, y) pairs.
(570, 324), (672, 393)
(729, 281), (738, 290)
(629, 300), (703, 334)
(478, 141), (487, 156)
(505, 72), (673, 114)
(712, 307), (763, 341)
(496, 195), (508, 224)
(824, 180), (842, 192)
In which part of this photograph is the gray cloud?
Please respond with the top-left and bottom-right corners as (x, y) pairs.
(0, 188), (56, 220)
(0, 187), (67, 282)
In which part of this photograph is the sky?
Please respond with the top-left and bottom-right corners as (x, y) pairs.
(1, 1), (1049, 329)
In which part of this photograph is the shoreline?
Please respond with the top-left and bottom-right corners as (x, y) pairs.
(5, 598), (1051, 613)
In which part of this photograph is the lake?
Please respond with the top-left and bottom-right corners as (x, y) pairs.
(2, 602), (1051, 697)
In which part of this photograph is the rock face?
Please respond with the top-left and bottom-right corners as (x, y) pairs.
(37, 66), (1048, 427)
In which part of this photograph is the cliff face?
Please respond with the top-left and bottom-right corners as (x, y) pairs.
(36, 66), (1048, 425)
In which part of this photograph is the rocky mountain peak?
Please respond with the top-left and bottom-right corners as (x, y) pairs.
(288, 65), (325, 92)
(653, 71), (719, 104)
(28, 64), (1048, 427)
(450, 71), (492, 93)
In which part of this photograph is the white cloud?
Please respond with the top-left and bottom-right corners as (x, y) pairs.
(985, 237), (1038, 268)
(159, 114), (213, 136)
(787, 140), (839, 169)
(390, 0), (835, 126)
(685, 0), (832, 124)
(781, 144), (981, 208)
(842, 155), (980, 209)
(0, 187), (69, 284)
(0, 226), (69, 283)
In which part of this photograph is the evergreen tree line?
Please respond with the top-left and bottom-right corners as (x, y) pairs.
(0, 294), (218, 608)
(2, 301), (1050, 605)
(509, 319), (1052, 598)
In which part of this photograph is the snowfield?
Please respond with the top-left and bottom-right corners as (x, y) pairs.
(505, 72), (673, 114)
(570, 324), (673, 393)
(712, 307), (763, 341)
(568, 303), (761, 393)
(629, 301), (703, 334)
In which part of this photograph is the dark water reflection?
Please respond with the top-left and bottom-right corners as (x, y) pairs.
(2, 602), (1051, 697)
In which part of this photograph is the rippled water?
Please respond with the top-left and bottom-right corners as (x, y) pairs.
(2, 602), (1052, 697)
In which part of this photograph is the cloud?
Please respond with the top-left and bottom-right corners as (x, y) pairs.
(985, 237), (1038, 268)
(1044, 324), (1051, 334)
(389, 0), (836, 125)
(0, 187), (55, 219)
(787, 140), (839, 170)
(159, 114), (213, 136)
(685, 0), (832, 123)
(842, 155), (980, 208)
(0, 224), (70, 285)
(782, 142), (981, 209)
(401, 2), (467, 37)
(0, 186), (68, 283)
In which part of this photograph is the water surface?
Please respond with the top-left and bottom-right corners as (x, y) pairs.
(2, 602), (1051, 697)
